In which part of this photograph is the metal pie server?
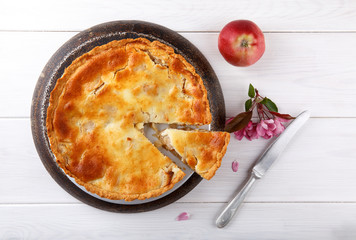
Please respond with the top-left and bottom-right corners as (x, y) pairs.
(216, 110), (310, 228)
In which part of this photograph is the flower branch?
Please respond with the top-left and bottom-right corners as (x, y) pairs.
(225, 84), (294, 141)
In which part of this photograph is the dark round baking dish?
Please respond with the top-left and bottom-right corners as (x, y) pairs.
(31, 20), (225, 213)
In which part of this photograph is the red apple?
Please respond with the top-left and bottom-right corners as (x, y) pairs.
(218, 20), (265, 67)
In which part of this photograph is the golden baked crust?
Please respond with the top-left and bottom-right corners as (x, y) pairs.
(46, 38), (212, 201)
(160, 129), (230, 180)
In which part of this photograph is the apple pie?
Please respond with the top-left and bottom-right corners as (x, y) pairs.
(46, 37), (229, 201)
(160, 129), (230, 180)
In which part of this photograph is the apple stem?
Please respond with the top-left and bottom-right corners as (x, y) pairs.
(240, 39), (249, 48)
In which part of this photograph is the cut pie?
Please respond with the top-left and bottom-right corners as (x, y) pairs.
(160, 129), (230, 180)
(46, 37), (228, 201)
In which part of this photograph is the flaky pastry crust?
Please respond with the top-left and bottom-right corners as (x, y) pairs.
(46, 38), (212, 201)
(160, 129), (230, 180)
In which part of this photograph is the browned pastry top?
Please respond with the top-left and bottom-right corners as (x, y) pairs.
(46, 38), (213, 201)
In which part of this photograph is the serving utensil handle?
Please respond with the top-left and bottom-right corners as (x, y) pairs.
(216, 172), (259, 228)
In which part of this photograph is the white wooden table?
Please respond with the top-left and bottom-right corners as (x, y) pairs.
(1, 0), (356, 239)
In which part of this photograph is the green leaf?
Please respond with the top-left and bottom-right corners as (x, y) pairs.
(259, 97), (268, 104)
(264, 98), (278, 112)
(245, 99), (252, 112)
(225, 111), (253, 133)
(248, 84), (255, 98)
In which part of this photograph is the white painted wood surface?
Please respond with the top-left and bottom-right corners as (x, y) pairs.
(1, 203), (356, 240)
(2, 0), (356, 31)
(1, 0), (356, 239)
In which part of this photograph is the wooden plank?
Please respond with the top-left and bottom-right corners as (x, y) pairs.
(0, 203), (356, 239)
(0, 119), (76, 203)
(1, 118), (356, 203)
(2, 0), (356, 31)
(1, 32), (356, 117)
(0, 32), (77, 118)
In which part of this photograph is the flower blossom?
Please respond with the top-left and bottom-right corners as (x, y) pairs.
(256, 119), (276, 139)
(233, 121), (259, 141)
(273, 117), (289, 136)
(227, 118), (290, 141)
(256, 118), (290, 139)
(225, 84), (293, 141)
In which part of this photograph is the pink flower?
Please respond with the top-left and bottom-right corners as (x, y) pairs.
(256, 119), (276, 139)
(176, 212), (190, 221)
(233, 121), (259, 141)
(226, 117), (290, 141)
(273, 117), (289, 136)
(232, 160), (239, 172)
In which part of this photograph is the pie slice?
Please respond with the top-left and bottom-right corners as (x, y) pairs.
(159, 129), (230, 180)
(46, 38), (215, 201)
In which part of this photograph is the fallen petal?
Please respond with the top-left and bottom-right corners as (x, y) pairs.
(232, 160), (239, 172)
(176, 212), (190, 221)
